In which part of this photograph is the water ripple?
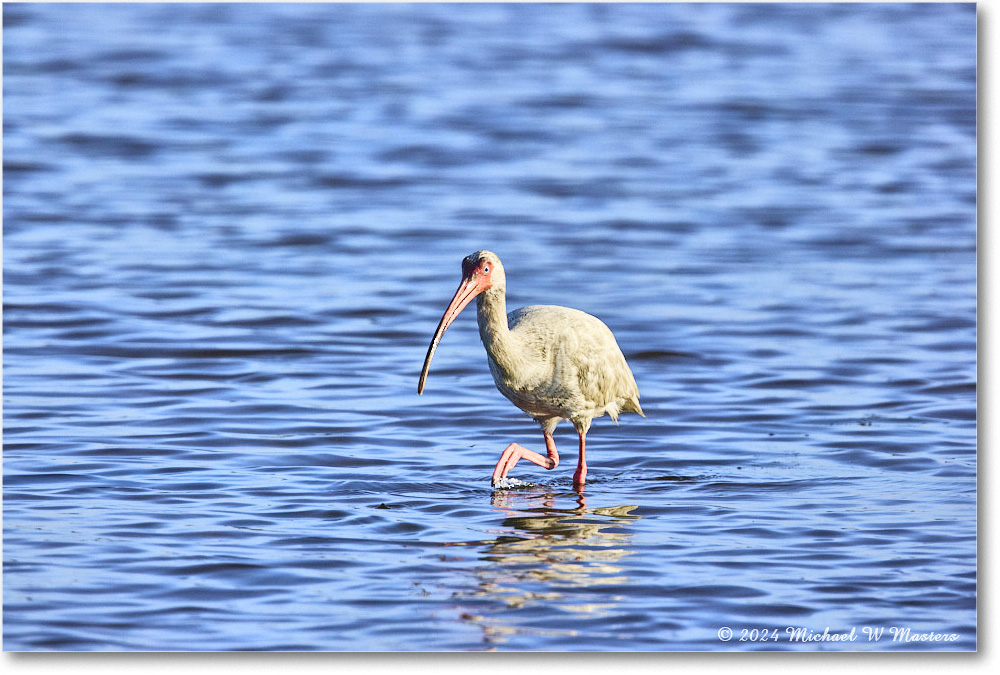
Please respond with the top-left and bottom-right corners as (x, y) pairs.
(2, 1), (976, 652)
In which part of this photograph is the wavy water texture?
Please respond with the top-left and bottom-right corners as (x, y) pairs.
(3, 3), (976, 651)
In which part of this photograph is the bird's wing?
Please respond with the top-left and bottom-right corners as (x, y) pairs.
(512, 305), (640, 416)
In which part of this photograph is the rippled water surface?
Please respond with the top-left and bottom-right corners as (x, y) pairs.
(3, 3), (977, 651)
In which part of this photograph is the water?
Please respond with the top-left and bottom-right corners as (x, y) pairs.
(2, 3), (976, 651)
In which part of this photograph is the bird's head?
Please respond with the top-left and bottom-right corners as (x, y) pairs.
(418, 250), (505, 395)
(460, 250), (505, 293)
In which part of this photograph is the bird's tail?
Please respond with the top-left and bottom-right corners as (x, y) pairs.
(625, 398), (645, 417)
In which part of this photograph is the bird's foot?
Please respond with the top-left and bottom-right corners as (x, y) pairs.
(491, 441), (558, 488)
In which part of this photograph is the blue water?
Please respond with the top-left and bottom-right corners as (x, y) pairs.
(3, 2), (976, 651)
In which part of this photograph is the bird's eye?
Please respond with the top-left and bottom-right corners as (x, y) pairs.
(482, 265), (490, 273)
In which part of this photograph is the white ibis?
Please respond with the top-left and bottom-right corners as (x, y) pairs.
(418, 250), (644, 490)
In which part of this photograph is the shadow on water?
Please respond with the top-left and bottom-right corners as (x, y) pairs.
(449, 488), (641, 646)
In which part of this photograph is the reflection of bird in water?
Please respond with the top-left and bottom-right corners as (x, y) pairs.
(418, 250), (644, 491)
(451, 490), (641, 644)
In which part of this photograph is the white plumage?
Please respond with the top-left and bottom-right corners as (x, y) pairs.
(418, 250), (643, 490)
(482, 304), (643, 433)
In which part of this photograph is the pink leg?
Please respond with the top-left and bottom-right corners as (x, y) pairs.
(572, 431), (587, 489)
(491, 432), (559, 487)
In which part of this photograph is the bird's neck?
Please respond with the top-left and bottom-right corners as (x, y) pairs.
(476, 286), (517, 370)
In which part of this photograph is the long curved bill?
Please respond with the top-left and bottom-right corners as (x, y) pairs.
(417, 274), (483, 394)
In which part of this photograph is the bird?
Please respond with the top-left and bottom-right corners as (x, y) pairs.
(418, 250), (644, 490)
